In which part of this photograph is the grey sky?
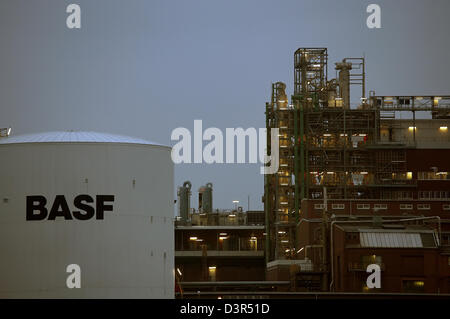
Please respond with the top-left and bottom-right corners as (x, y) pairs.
(1, 0), (449, 211)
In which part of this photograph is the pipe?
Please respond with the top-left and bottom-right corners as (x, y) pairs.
(294, 100), (299, 224)
(329, 215), (441, 292)
(264, 102), (271, 265)
(304, 244), (323, 260)
(300, 102), (305, 201)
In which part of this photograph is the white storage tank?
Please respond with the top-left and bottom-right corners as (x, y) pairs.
(0, 131), (174, 298)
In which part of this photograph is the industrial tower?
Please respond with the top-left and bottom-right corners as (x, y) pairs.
(264, 48), (450, 267)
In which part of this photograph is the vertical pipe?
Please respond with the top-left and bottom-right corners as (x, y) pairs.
(300, 101), (305, 202)
(294, 100), (299, 225)
(322, 187), (328, 291)
(264, 174), (270, 264)
(362, 58), (366, 99)
(265, 101), (271, 265)
(343, 109), (347, 198)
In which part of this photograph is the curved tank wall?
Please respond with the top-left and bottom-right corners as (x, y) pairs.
(0, 132), (174, 298)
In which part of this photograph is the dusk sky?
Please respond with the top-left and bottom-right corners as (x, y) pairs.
(1, 0), (449, 210)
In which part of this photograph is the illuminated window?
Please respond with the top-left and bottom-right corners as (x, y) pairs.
(402, 280), (424, 293)
(418, 191), (430, 199)
(374, 204), (387, 210)
(418, 172), (449, 180)
(396, 191), (413, 200)
(400, 204), (413, 210)
(208, 266), (217, 282)
(357, 204), (370, 210)
(417, 204), (430, 210)
(362, 255), (382, 266)
(314, 204), (324, 210)
(391, 172), (411, 181)
(434, 97), (442, 106)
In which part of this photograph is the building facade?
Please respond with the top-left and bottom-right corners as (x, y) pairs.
(263, 47), (450, 293)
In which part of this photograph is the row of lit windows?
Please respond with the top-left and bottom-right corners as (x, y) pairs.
(314, 203), (389, 210)
(418, 191), (450, 199)
(312, 191), (450, 201)
(407, 126), (448, 132)
(417, 172), (449, 180)
(314, 203), (450, 210)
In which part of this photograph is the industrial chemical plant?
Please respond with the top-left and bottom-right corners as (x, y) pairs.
(1, 47), (450, 299)
(175, 47), (450, 297)
(263, 48), (450, 293)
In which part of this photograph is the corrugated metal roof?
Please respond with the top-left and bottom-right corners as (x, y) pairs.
(0, 131), (167, 147)
(359, 232), (433, 248)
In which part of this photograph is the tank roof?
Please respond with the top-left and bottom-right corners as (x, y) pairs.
(0, 131), (167, 147)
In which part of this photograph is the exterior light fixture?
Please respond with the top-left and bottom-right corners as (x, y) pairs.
(0, 127), (12, 137)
